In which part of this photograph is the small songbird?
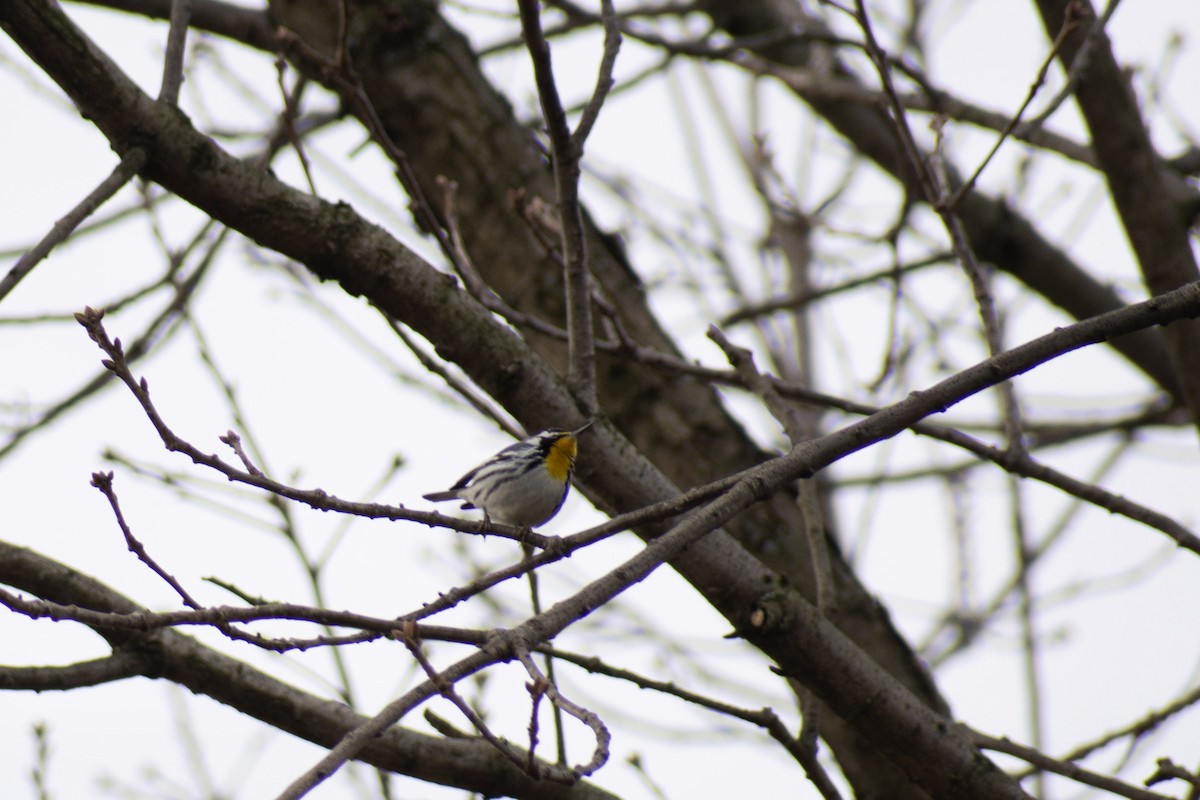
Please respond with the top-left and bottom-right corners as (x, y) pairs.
(423, 424), (589, 528)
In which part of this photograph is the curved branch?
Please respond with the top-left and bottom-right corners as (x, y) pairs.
(0, 539), (618, 800)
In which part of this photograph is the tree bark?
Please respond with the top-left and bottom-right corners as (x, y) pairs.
(1031, 0), (1200, 429)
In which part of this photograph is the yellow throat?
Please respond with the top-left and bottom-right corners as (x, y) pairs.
(544, 435), (578, 482)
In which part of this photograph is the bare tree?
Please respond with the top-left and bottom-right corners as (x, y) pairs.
(2, 1), (1199, 798)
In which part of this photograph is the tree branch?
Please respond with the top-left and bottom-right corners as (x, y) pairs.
(516, 0), (608, 411)
(0, 539), (620, 800)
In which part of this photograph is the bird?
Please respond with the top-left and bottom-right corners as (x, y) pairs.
(423, 424), (589, 528)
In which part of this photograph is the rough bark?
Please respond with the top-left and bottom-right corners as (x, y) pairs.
(1031, 0), (1200, 429)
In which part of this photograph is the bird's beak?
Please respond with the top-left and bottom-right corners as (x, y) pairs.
(572, 421), (594, 436)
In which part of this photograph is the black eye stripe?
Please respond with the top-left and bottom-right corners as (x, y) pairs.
(538, 433), (572, 455)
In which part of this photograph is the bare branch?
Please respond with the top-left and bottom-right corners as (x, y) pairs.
(400, 626), (535, 776)
(0, 655), (145, 691)
(0, 148), (145, 305)
(158, 0), (192, 104)
(517, 0), (598, 410)
(90, 470), (203, 609)
(516, 648), (610, 778)
(0, 542), (619, 799)
(944, 5), (1085, 209)
(571, 0), (622, 149)
(971, 727), (1173, 800)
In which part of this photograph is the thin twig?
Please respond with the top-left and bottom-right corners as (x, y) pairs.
(270, 58), (317, 193)
(90, 471), (203, 609)
(571, 0), (622, 150)
(944, 6), (1085, 210)
(0, 149), (146, 305)
(1025, 683), (1200, 779)
(543, 645), (844, 800)
(1021, 0), (1124, 132)
(851, 0), (1028, 464)
(516, 0), (604, 411)
(720, 251), (954, 327)
(1007, 471), (1045, 797)
(73, 304), (575, 548)
(397, 626), (533, 774)
(158, 0), (193, 104)
(1146, 758), (1200, 794)
(515, 648), (611, 779)
(970, 726), (1173, 800)
(1, 222), (219, 462)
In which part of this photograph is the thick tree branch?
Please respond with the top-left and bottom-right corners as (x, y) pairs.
(1032, 0), (1200, 431)
(0, 653), (145, 690)
(0, 540), (619, 800)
